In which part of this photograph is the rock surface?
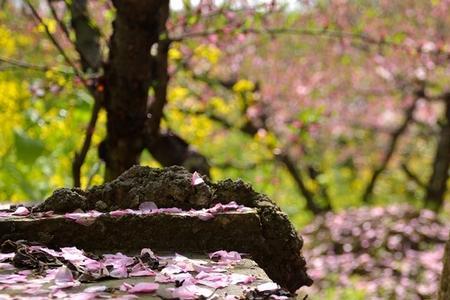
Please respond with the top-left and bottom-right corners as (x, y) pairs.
(22, 166), (312, 291)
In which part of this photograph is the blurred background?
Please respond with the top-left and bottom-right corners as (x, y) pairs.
(0, 0), (449, 299)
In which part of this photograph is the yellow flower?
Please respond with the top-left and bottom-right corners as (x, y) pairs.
(233, 79), (255, 93)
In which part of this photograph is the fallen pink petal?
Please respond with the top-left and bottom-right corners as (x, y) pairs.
(12, 206), (29, 216)
(128, 282), (159, 294)
(191, 171), (204, 186)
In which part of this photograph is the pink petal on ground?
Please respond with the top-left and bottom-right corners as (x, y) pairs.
(155, 272), (195, 284)
(225, 296), (239, 300)
(0, 274), (30, 284)
(170, 283), (213, 300)
(0, 253), (14, 262)
(17, 270), (32, 276)
(129, 263), (156, 277)
(193, 263), (226, 273)
(109, 210), (129, 217)
(103, 253), (135, 267)
(51, 290), (68, 298)
(60, 247), (87, 262)
(120, 282), (133, 292)
(256, 282), (279, 292)
(161, 264), (184, 275)
(69, 292), (97, 300)
(141, 248), (156, 257)
(154, 273), (172, 283)
(237, 207), (253, 213)
(139, 201), (158, 212)
(109, 265), (128, 278)
(129, 282), (159, 294)
(51, 281), (80, 289)
(230, 273), (256, 285)
(54, 266), (74, 284)
(0, 263), (14, 270)
(64, 211), (102, 226)
(158, 207), (183, 213)
(83, 285), (107, 293)
(269, 296), (289, 300)
(82, 259), (104, 272)
(35, 247), (61, 257)
(197, 279), (228, 289)
(191, 172), (204, 185)
(12, 206), (29, 216)
(192, 210), (214, 221)
(196, 271), (229, 288)
(209, 250), (242, 264)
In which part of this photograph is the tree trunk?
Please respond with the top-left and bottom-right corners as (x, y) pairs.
(103, 0), (167, 181)
(439, 237), (450, 300)
(425, 97), (450, 212)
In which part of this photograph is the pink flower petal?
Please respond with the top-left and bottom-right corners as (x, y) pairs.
(256, 282), (279, 292)
(128, 282), (159, 294)
(139, 201), (158, 212)
(69, 292), (97, 300)
(120, 282), (133, 292)
(158, 207), (183, 213)
(191, 172), (205, 186)
(109, 265), (128, 278)
(129, 263), (156, 277)
(161, 264), (184, 275)
(192, 210), (214, 221)
(54, 266), (74, 284)
(169, 283), (212, 300)
(230, 273), (256, 285)
(12, 206), (29, 216)
(83, 285), (107, 293)
(109, 210), (129, 217)
(0, 253), (14, 262)
(64, 211), (102, 226)
(209, 250), (242, 264)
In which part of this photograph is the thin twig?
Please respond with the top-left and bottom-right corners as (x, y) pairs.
(401, 163), (426, 189)
(47, 0), (72, 42)
(72, 96), (102, 187)
(170, 27), (450, 58)
(25, 0), (89, 89)
(362, 90), (422, 203)
(0, 55), (72, 74)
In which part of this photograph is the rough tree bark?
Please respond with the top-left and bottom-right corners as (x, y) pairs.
(425, 95), (450, 212)
(102, 0), (164, 180)
(99, 0), (210, 181)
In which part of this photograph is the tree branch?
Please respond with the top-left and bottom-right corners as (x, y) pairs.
(362, 89), (422, 202)
(0, 55), (72, 74)
(25, 0), (88, 88)
(276, 153), (329, 214)
(401, 162), (426, 189)
(72, 96), (102, 187)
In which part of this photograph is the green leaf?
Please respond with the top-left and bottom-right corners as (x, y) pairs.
(14, 129), (45, 164)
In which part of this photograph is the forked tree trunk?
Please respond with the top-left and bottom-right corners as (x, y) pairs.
(103, 0), (167, 181)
